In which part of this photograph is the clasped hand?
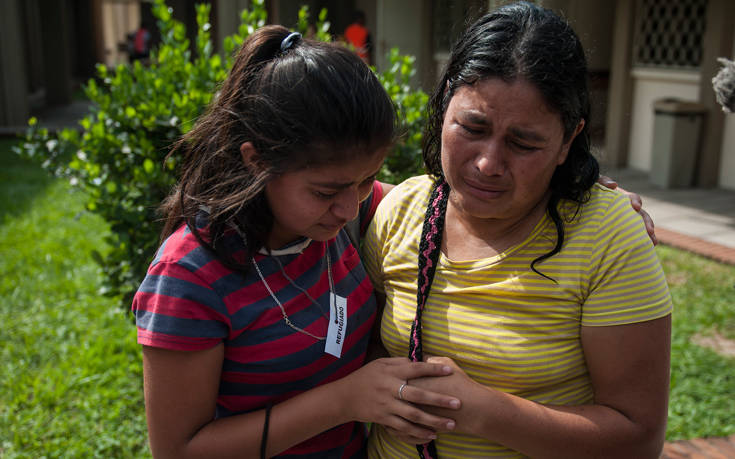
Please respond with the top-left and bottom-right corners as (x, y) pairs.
(338, 356), (461, 444)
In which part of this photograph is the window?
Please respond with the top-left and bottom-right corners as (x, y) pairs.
(633, 0), (707, 69)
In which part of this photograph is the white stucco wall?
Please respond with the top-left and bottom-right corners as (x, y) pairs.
(375, 0), (425, 80)
(718, 35), (735, 190)
(627, 68), (701, 171)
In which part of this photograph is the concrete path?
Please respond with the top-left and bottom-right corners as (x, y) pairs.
(606, 168), (735, 265)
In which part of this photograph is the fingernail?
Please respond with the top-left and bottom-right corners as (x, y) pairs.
(446, 421), (455, 430)
(442, 365), (452, 373)
(449, 399), (460, 409)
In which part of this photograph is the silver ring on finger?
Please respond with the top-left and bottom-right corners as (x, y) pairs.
(398, 382), (408, 400)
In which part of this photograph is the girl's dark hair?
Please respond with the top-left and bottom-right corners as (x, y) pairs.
(160, 25), (396, 270)
(423, 1), (599, 279)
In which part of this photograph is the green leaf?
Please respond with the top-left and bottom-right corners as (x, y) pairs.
(143, 159), (154, 174)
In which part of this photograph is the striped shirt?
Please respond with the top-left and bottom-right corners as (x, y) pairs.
(363, 175), (672, 458)
(132, 182), (383, 458)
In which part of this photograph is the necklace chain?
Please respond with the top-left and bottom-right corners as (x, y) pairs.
(273, 256), (328, 319)
(251, 244), (336, 341)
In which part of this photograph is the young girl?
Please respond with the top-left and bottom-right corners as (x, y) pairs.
(131, 26), (461, 458)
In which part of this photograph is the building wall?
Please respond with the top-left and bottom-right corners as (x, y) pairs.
(101, 0), (140, 67)
(375, 0), (426, 84)
(719, 34), (735, 190)
(721, 114), (735, 190)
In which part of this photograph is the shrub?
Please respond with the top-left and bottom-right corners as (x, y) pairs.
(15, 0), (427, 307)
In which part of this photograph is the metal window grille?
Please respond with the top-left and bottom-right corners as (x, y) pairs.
(633, 0), (708, 69)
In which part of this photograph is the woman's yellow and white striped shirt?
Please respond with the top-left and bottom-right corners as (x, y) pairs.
(363, 175), (672, 458)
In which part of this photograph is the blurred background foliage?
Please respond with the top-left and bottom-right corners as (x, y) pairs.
(15, 0), (427, 308)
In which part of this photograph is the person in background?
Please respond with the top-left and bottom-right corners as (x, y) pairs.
(127, 20), (151, 63)
(363, 2), (672, 458)
(344, 10), (373, 66)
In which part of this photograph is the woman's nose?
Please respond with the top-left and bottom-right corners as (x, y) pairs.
(474, 140), (506, 176)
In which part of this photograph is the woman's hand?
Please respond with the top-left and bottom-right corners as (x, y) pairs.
(598, 175), (657, 245)
(336, 357), (461, 443)
(400, 356), (489, 436)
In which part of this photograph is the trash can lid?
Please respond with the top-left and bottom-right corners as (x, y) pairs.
(654, 98), (707, 115)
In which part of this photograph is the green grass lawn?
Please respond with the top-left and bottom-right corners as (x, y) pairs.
(0, 138), (149, 458)
(0, 136), (733, 456)
(658, 245), (735, 440)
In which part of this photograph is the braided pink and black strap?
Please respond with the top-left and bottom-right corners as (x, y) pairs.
(409, 178), (449, 459)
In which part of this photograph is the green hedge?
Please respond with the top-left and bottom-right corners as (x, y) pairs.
(15, 0), (427, 307)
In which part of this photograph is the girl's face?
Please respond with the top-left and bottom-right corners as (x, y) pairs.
(440, 77), (583, 226)
(263, 148), (387, 249)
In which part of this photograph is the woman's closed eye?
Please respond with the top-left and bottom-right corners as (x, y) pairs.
(509, 139), (540, 152)
(460, 123), (483, 135)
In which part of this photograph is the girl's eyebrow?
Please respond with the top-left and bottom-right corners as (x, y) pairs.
(309, 165), (382, 189)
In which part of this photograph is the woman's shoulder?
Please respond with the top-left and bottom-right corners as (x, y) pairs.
(555, 184), (646, 241)
(561, 183), (636, 218)
(378, 175), (434, 210)
(587, 183), (641, 218)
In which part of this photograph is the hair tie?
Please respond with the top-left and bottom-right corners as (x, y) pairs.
(280, 32), (301, 53)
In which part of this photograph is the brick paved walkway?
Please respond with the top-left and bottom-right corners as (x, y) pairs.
(662, 434), (735, 458)
(657, 228), (735, 265)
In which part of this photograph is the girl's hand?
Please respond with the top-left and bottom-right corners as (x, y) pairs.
(336, 357), (461, 443)
(598, 175), (657, 245)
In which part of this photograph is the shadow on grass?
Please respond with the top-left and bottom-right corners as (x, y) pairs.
(0, 137), (57, 222)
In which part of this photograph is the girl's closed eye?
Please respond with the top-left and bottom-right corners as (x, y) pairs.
(314, 189), (338, 199)
(360, 174), (377, 187)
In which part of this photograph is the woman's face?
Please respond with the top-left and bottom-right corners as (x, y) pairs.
(263, 148), (387, 249)
(440, 77), (582, 225)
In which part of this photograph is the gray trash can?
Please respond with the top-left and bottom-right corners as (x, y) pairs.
(650, 98), (707, 188)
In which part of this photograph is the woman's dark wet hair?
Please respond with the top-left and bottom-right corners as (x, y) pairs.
(160, 25), (396, 269)
(423, 1), (599, 280)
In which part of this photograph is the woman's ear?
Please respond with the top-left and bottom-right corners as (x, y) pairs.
(557, 119), (586, 165)
(240, 141), (258, 166)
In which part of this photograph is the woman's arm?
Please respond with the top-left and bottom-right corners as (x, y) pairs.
(143, 343), (461, 458)
(409, 315), (671, 458)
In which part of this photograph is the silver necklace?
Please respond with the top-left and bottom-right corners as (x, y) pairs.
(251, 244), (336, 341)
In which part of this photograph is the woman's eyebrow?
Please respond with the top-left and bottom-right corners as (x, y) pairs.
(459, 111), (488, 125)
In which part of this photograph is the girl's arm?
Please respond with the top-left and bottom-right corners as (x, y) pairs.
(597, 175), (657, 245)
(383, 177), (656, 244)
(408, 315), (671, 458)
(143, 343), (461, 458)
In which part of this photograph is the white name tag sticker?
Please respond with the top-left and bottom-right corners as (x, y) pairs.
(325, 294), (347, 358)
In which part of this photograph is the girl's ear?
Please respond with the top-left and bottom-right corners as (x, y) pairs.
(240, 141), (258, 165)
